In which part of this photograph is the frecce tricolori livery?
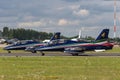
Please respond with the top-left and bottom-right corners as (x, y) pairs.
(33, 29), (113, 56)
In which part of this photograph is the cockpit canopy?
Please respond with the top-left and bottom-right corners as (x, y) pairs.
(12, 40), (39, 45)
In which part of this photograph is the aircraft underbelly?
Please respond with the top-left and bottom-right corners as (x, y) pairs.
(38, 47), (64, 51)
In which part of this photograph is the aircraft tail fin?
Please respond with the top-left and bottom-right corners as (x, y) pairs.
(95, 29), (109, 41)
(78, 30), (81, 38)
(50, 32), (61, 41)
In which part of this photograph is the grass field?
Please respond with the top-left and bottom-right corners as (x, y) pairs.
(0, 46), (120, 80)
(0, 57), (120, 80)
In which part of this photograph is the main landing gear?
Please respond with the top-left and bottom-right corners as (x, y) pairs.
(72, 53), (79, 56)
(31, 50), (36, 53)
(40, 51), (45, 56)
(8, 50), (11, 53)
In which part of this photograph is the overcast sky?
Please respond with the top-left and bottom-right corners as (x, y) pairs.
(0, 0), (120, 38)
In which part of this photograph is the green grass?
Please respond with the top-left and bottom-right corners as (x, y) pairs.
(0, 46), (120, 79)
(105, 47), (120, 53)
(0, 57), (120, 80)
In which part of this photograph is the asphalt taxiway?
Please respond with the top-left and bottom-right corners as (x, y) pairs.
(0, 52), (120, 57)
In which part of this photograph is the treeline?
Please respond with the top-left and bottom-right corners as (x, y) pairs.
(1, 27), (68, 40)
(2, 27), (120, 43)
(0, 27), (106, 41)
(2, 27), (55, 40)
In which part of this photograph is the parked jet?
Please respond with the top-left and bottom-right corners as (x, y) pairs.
(34, 29), (113, 56)
(5, 38), (19, 44)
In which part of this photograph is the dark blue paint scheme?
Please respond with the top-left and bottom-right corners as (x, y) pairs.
(4, 32), (62, 53)
(4, 40), (40, 50)
(34, 29), (113, 56)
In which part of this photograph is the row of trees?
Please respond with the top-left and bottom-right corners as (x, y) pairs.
(1, 27), (95, 41)
(2, 27), (120, 43)
(1, 27), (69, 40)
(2, 27), (54, 40)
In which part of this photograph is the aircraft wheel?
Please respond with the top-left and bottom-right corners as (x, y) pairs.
(41, 53), (45, 56)
(8, 50), (11, 53)
(40, 51), (45, 56)
(72, 53), (78, 56)
(32, 50), (36, 53)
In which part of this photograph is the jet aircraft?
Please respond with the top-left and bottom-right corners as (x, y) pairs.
(4, 32), (61, 53)
(34, 29), (113, 56)
(25, 32), (61, 53)
(3, 40), (42, 53)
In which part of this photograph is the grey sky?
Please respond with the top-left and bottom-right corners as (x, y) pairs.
(0, 0), (120, 38)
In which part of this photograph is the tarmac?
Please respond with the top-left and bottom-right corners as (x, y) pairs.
(0, 52), (120, 57)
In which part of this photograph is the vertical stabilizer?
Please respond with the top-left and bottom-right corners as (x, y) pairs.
(78, 30), (81, 38)
(95, 29), (109, 41)
(50, 32), (61, 41)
